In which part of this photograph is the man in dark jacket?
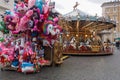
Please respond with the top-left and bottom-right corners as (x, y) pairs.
(116, 41), (120, 49)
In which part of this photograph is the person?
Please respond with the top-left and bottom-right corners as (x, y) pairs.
(115, 41), (120, 49)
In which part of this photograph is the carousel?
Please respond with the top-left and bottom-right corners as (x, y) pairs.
(59, 8), (116, 55)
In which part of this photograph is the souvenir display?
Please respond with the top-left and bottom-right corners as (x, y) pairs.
(0, 0), (62, 73)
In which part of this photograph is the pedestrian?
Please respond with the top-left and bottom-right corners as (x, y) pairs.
(115, 41), (120, 49)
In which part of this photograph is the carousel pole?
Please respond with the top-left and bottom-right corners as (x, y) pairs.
(76, 15), (79, 37)
(75, 2), (80, 38)
(76, 11), (80, 41)
(75, 10), (80, 50)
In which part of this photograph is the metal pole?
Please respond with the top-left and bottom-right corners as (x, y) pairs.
(114, 0), (117, 39)
(50, 46), (53, 66)
(118, 0), (120, 37)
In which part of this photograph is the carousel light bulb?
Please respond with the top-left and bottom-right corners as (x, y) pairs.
(85, 34), (88, 37)
(91, 35), (93, 37)
(67, 34), (69, 37)
(76, 34), (78, 37)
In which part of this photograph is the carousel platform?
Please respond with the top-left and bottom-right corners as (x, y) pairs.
(62, 43), (114, 56)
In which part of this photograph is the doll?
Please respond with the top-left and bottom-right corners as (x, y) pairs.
(33, 59), (40, 72)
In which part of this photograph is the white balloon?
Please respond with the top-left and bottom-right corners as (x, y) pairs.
(47, 24), (56, 36)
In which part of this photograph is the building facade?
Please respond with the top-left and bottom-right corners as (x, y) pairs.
(0, 0), (14, 20)
(101, 1), (120, 42)
(0, 0), (14, 37)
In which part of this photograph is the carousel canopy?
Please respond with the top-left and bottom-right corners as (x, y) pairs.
(62, 9), (116, 33)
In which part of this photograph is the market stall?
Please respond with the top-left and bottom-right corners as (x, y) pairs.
(0, 0), (63, 73)
(60, 9), (115, 55)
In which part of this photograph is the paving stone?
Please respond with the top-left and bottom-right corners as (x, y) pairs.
(0, 49), (120, 80)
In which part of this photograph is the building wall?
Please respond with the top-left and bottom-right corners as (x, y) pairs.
(0, 0), (14, 37)
(101, 1), (120, 42)
(0, 0), (14, 19)
(0, 0), (14, 10)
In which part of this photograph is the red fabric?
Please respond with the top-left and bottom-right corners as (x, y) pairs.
(24, 0), (28, 3)
(22, 52), (28, 60)
(69, 45), (75, 50)
(80, 46), (87, 51)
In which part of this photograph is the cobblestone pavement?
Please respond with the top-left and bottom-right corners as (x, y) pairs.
(0, 49), (120, 80)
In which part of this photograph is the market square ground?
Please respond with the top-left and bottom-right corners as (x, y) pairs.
(0, 48), (120, 80)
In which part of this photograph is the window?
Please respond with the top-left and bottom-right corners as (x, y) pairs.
(113, 7), (117, 12)
(4, 0), (9, 3)
(113, 15), (117, 21)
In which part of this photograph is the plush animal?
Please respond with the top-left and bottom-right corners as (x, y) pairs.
(16, 2), (28, 12)
(19, 10), (33, 31)
(4, 14), (19, 31)
(28, 0), (36, 8)
(21, 62), (35, 73)
(15, 2), (28, 18)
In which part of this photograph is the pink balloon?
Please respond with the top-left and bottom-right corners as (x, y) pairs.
(43, 5), (49, 14)
(56, 25), (62, 34)
(28, 0), (36, 8)
(53, 17), (59, 23)
(9, 48), (14, 55)
(20, 16), (29, 26)
(8, 25), (15, 30)
(25, 10), (33, 17)
(12, 15), (19, 23)
(26, 41), (31, 46)
(19, 10), (33, 30)
(40, 14), (44, 20)
(56, 25), (62, 31)
(12, 30), (20, 34)
(27, 48), (34, 55)
(8, 55), (14, 61)
(32, 20), (40, 31)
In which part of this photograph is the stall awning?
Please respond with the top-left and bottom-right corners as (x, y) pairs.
(115, 38), (120, 41)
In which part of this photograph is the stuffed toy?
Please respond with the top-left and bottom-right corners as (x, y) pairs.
(21, 62), (35, 73)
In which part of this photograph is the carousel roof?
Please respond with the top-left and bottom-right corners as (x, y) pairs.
(64, 9), (88, 17)
(63, 9), (115, 22)
(61, 9), (116, 33)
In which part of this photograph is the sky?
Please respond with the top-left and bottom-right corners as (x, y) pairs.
(52, 0), (114, 16)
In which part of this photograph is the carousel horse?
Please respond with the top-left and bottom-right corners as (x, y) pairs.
(78, 38), (92, 51)
(86, 39), (92, 50)
(69, 37), (76, 50)
(63, 42), (66, 50)
(63, 41), (69, 50)
(73, 2), (79, 10)
(78, 42), (88, 51)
